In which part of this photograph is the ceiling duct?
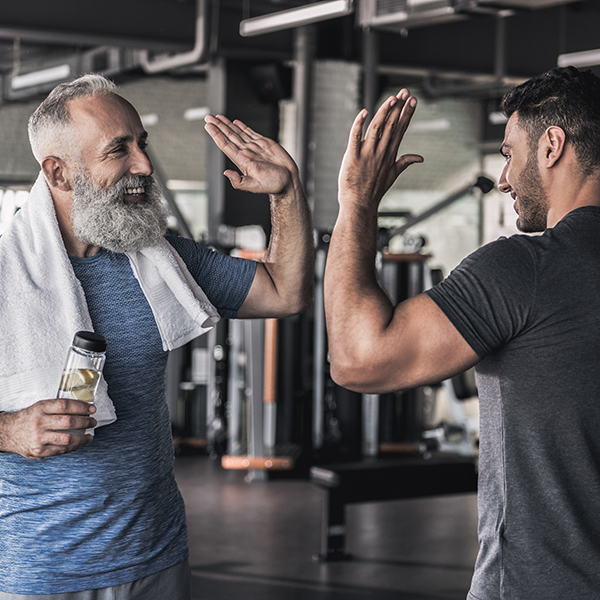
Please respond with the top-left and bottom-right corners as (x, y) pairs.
(1, 46), (140, 102)
(423, 12), (510, 96)
(359, 0), (470, 31)
(139, 0), (208, 74)
(359, 0), (577, 31)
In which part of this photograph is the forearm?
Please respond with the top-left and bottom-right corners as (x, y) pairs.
(324, 203), (396, 377)
(238, 176), (314, 318)
(265, 176), (314, 308)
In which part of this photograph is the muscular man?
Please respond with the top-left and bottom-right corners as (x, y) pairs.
(325, 66), (600, 598)
(0, 74), (313, 598)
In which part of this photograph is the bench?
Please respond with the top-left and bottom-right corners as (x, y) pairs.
(309, 453), (478, 561)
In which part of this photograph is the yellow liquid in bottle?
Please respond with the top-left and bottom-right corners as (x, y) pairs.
(58, 368), (101, 403)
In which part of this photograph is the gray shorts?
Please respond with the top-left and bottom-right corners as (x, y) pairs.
(0, 559), (191, 600)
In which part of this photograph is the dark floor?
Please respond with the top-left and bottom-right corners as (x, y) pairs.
(174, 456), (479, 600)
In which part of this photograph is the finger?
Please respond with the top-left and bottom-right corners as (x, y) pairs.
(49, 414), (97, 432)
(213, 115), (259, 146)
(46, 430), (94, 445)
(204, 124), (250, 169)
(363, 95), (399, 153)
(224, 170), (265, 194)
(23, 430), (92, 459)
(394, 153), (424, 178)
(41, 398), (96, 416)
(346, 109), (368, 157)
(391, 94), (418, 147)
(204, 120), (243, 150)
(232, 119), (262, 142)
(35, 433), (94, 458)
(377, 90), (414, 150)
(223, 170), (243, 188)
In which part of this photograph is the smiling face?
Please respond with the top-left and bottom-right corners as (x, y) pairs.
(499, 113), (550, 233)
(64, 93), (168, 253)
(67, 92), (154, 197)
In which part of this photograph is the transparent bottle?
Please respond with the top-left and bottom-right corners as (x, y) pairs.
(57, 331), (107, 405)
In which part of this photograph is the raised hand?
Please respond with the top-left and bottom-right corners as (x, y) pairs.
(338, 89), (423, 214)
(204, 114), (299, 197)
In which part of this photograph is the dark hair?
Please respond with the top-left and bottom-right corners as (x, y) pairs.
(501, 66), (600, 176)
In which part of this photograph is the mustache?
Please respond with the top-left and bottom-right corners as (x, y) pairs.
(109, 174), (156, 200)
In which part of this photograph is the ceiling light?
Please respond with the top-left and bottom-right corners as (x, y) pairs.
(557, 49), (600, 68)
(409, 118), (450, 132)
(141, 114), (159, 127)
(11, 64), (71, 90)
(240, 0), (354, 37)
(489, 112), (507, 125)
(184, 107), (210, 121)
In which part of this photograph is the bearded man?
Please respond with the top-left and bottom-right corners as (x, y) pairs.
(325, 66), (600, 599)
(0, 75), (313, 599)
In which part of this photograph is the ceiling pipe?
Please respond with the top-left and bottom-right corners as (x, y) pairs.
(422, 11), (512, 97)
(139, 0), (208, 74)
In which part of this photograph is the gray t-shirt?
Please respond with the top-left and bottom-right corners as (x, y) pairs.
(427, 206), (600, 600)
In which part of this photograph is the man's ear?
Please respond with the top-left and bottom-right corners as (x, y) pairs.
(541, 126), (566, 169)
(41, 156), (72, 192)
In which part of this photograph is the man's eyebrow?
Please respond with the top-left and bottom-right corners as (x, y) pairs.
(103, 131), (148, 152)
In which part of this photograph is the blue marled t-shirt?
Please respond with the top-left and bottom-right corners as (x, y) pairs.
(0, 234), (255, 594)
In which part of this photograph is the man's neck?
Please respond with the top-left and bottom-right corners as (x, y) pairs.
(65, 238), (102, 258)
(545, 168), (600, 229)
(51, 190), (102, 258)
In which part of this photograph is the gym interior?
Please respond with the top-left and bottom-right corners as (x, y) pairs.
(1, 1), (599, 598)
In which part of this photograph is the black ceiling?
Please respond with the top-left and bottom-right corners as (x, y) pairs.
(1, 0), (600, 99)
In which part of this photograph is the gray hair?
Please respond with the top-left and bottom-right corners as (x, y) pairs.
(28, 73), (118, 164)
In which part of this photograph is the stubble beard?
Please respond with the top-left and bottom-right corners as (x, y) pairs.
(515, 155), (549, 234)
(70, 170), (169, 253)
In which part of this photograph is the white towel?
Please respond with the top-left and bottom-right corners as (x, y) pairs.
(0, 172), (219, 430)
(126, 239), (220, 352)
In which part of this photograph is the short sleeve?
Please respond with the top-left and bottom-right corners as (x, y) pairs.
(165, 234), (257, 319)
(426, 236), (537, 358)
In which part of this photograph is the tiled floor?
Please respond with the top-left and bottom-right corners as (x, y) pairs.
(175, 455), (479, 600)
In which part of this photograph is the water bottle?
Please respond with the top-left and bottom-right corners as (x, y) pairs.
(57, 331), (107, 404)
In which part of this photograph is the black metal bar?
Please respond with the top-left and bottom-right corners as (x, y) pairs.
(387, 176), (494, 238)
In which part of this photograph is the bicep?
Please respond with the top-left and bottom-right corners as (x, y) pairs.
(235, 263), (285, 319)
(329, 293), (480, 394)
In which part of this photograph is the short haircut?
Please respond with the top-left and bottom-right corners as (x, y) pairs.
(501, 66), (600, 177)
(28, 73), (118, 164)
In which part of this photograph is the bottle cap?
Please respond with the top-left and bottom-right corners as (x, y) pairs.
(73, 331), (107, 353)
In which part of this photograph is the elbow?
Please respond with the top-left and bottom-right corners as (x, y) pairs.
(295, 283), (314, 314)
(277, 282), (314, 318)
(329, 347), (387, 394)
(328, 342), (416, 394)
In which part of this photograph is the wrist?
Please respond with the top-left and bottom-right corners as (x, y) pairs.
(0, 411), (14, 453)
(337, 199), (379, 224)
(269, 172), (304, 203)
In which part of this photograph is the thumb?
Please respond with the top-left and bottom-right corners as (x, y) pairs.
(395, 154), (424, 176)
(224, 170), (243, 188)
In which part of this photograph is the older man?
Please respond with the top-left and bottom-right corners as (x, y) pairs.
(325, 66), (600, 599)
(0, 75), (313, 598)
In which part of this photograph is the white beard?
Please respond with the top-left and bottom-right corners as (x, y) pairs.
(71, 172), (169, 253)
